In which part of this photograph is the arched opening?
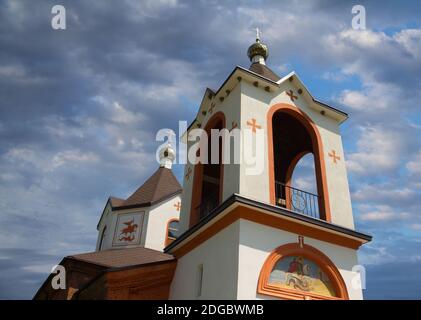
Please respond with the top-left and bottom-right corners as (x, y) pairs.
(165, 219), (180, 246)
(257, 242), (349, 300)
(268, 104), (330, 221)
(190, 112), (225, 227)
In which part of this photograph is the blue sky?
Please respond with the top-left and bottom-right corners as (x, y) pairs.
(0, 0), (420, 299)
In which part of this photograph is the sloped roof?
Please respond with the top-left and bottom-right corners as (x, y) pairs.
(68, 246), (175, 269)
(98, 167), (182, 229)
(97, 167), (182, 229)
(109, 196), (125, 207)
(117, 167), (182, 209)
(248, 62), (281, 82)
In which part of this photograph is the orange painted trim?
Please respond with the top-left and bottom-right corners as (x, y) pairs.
(164, 218), (179, 247)
(267, 103), (331, 222)
(171, 205), (363, 259)
(285, 151), (311, 187)
(189, 111), (226, 227)
(284, 150), (310, 210)
(257, 242), (349, 300)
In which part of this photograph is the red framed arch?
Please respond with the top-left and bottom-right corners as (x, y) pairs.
(257, 242), (349, 300)
(267, 103), (331, 222)
(189, 111), (226, 227)
(164, 218), (180, 247)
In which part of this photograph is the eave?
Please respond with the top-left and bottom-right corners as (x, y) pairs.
(181, 66), (349, 141)
(164, 194), (372, 257)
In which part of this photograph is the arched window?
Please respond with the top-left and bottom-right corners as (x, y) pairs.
(268, 103), (331, 221)
(290, 153), (317, 195)
(99, 226), (107, 251)
(190, 112), (226, 226)
(165, 219), (180, 246)
(257, 243), (349, 300)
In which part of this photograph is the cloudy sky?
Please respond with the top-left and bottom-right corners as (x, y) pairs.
(0, 0), (420, 299)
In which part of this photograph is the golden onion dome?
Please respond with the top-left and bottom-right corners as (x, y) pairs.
(247, 38), (268, 62)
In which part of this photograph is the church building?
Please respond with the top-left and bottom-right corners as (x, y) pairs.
(34, 34), (371, 300)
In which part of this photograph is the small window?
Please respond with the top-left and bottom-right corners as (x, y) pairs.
(196, 264), (204, 297)
(165, 219), (179, 246)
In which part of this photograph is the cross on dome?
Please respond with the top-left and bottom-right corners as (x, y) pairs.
(247, 27), (268, 64)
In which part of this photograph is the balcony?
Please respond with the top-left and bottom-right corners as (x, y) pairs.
(195, 183), (321, 223)
(275, 181), (320, 219)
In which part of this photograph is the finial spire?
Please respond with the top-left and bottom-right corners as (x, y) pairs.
(159, 130), (176, 169)
(247, 28), (268, 64)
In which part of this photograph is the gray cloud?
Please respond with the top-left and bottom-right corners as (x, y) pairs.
(0, 0), (420, 299)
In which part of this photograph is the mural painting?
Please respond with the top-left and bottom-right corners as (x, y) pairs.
(112, 212), (144, 246)
(269, 255), (336, 297)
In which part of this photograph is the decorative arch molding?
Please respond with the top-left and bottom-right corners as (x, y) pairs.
(267, 103), (331, 222)
(189, 111), (226, 227)
(257, 242), (349, 300)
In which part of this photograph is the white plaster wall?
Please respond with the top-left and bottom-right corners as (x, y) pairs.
(95, 203), (112, 251)
(95, 195), (181, 252)
(236, 219), (363, 300)
(144, 194), (181, 251)
(318, 125), (355, 228)
(239, 81), (273, 203)
(170, 221), (240, 299)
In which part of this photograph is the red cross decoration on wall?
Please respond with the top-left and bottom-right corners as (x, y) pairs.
(185, 167), (192, 180)
(328, 150), (341, 164)
(208, 102), (216, 115)
(174, 201), (181, 211)
(246, 118), (262, 133)
(230, 121), (238, 132)
(286, 89), (298, 102)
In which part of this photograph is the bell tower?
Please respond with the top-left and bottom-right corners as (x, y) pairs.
(166, 34), (371, 300)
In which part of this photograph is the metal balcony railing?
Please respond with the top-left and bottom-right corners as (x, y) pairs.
(275, 181), (320, 219)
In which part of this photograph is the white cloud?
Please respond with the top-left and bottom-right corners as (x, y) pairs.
(0, 64), (26, 77)
(352, 184), (416, 203)
(346, 126), (405, 175)
(51, 150), (99, 169)
(21, 264), (56, 274)
(338, 82), (403, 112)
(358, 245), (395, 265)
(4, 147), (99, 172)
(110, 101), (144, 124)
(406, 151), (421, 176)
(411, 224), (421, 231)
(394, 29), (421, 61)
(359, 205), (410, 221)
